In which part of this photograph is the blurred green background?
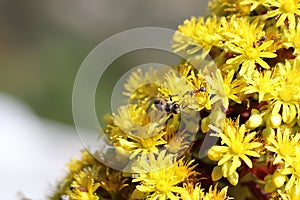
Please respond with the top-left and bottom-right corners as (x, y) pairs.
(0, 0), (208, 125)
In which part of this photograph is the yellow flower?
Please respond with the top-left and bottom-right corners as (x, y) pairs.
(180, 183), (231, 200)
(133, 152), (196, 200)
(265, 128), (300, 164)
(271, 59), (300, 123)
(202, 184), (230, 200)
(158, 70), (204, 112)
(165, 132), (190, 154)
(124, 67), (164, 113)
(206, 69), (243, 110)
(209, 0), (251, 16)
(226, 39), (277, 76)
(123, 67), (163, 98)
(186, 68), (211, 111)
(112, 105), (141, 133)
(208, 117), (262, 185)
(275, 160), (300, 197)
(284, 24), (300, 55)
(180, 183), (205, 200)
(278, 187), (300, 200)
(242, 69), (281, 102)
(265, 0), (300, 29)
(67, 167), (101, 200)
(160, 70), (193, 99)
(240, 0), (268, 11)
(132, 150), (177, 173)
(173, 16), (223, 59)
(219, 16), (277, 75)
(68, 179), (100, 200)
(117, 122), (167, 159)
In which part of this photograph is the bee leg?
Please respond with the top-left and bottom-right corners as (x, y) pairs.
(168, 94), (179, 101)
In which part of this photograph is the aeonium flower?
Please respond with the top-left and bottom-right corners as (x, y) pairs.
(208, 117), (262, 185)
(271, 59), (300, 123)
(265, 128), (300, 165)
(132, 151), (197, 200)
(209, 0), (251, 16)
(264, 0), (300, 29)
(242, 69), (281, 102)
(180, 183), (231, 200)
(172, 15), (223, 59)
(117, 122), (167, 159)
(205, 69), (243, 110)
(283, 24), (300, 55)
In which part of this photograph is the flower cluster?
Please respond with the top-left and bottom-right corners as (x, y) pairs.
(50, 0), (300, 199)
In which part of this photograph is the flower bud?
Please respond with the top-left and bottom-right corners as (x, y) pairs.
(207, 146), (222, 161)
(272, 171), (286, 188)
(262, 127), (275, 143)
(251, 109), (260, 115)
(268, 113), (282, 128)
(246, 113), (263, 129)
(264, 175), (277, 193)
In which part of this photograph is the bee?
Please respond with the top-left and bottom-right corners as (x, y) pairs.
(154, 86), (207, 114)
(154, 95), (182, 114)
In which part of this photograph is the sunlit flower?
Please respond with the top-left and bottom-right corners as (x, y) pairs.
(283, 24), (300, 55)
(159, 70), (203, 111)
(160, 70), (193, 99)
(274, 159), (300, 197)
(181, 183), (231, 200)
(208, 117), (262, 185)
(242, 69), (281, 102)
(67, 167), (101, 200)
(165, 132), (190, 154)
(277, 188), (300, 200)
(133, 153), (196, 200)
(117, 122), (167, 159)
(265, 0), (300, 29)
(240, 0), (268, 11)
(219, 16), (277, 75)
(206, 69), (243, 110)
(68, 179), (100, 200)
(180, 183), (205, 200)
(202, 184), (231, 200)
(124, 67), (164, 109)
(173, 16), (223, 59)
(226, 39), (277, 76)
(50, 0), (300, 199)
(112, 105), (140, 133)
(132, 150), (177, 173)
(186, 68), (211, 111)
(271, 59), (300, 123)
(265, 128), (300, 164)
(209, 0), (251, 16)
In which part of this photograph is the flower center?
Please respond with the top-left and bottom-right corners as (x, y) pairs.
(279, 87), (293, 102)
(156, 180), (170, 193)
(231, 141), (244, 154)
(141, 138), (155, 149)
(279, 143), (293, 156)
(245, 47), (259, 60)
(280, 0), (295, 13)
